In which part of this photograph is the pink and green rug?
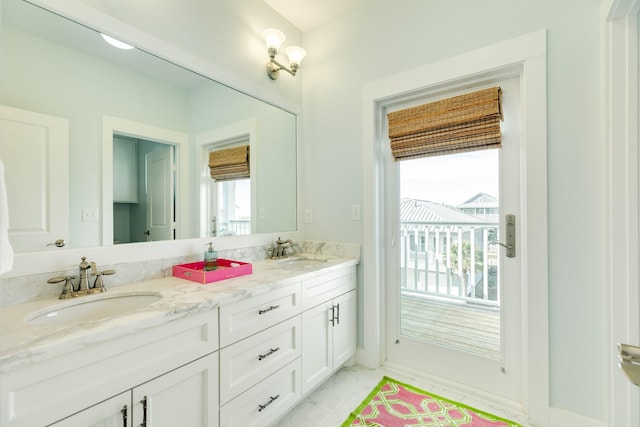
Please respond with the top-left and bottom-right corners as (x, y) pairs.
(341, 376), (522, 426)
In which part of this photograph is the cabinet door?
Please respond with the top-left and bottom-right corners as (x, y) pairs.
(333, 290), (357, 368)
(301, 301), (333, 395)
(131, 353), (218, 427)
(49, 392), (131, 427)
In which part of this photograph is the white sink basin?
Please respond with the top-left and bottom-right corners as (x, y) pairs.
(27, 292), (162, 325)
(277, 257), (327, 269)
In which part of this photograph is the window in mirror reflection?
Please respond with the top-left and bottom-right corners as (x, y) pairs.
(216, 179), (251, 236)
(113, 135), (176, 244)
(207, 142), (252, 237)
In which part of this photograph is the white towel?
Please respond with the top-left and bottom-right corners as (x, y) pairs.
(0, 158), (14, 275)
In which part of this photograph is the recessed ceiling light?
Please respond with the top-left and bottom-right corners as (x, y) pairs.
(101, 34), (134, 50)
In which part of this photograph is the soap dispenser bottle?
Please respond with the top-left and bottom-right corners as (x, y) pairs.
(204, 242), (218, 271)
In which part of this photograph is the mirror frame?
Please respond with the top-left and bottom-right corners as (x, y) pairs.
(5, 0), (301, 278)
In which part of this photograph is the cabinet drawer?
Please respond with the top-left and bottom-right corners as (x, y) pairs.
(219, 282), (301, 347)
(219, 359), (301, 427)
(302, 266), (356, 309)
(220, 316), (301, 404)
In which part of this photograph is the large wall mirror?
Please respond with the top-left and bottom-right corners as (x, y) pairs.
(0, 0), (298, 254)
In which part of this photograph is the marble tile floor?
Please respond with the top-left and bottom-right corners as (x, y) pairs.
(278, 364), (532, 427)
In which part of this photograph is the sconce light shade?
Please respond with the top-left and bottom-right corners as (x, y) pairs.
(285, 46), (306, 67)
(262, 28), (286, 51)
(263, 28), (305, 80)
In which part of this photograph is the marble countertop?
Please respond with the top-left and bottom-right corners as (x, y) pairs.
(0, 254), (358, 373)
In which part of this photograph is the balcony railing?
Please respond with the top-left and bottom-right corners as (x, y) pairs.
(218, 220), (251, 236)
(400, 221), (500, 307)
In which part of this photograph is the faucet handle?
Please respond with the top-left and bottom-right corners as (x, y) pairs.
(89, 269), (115, 293)
(48, 275), (76, 299)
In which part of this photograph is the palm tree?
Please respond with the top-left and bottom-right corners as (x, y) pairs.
(450, 240), (484, 295)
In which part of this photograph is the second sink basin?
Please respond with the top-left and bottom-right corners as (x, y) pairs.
(277, 257), (327, 269)
(27, 292), (162, 326)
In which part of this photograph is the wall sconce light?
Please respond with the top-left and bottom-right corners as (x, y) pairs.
(262, 28), (306, 80)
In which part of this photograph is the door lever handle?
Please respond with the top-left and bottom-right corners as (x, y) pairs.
(489, 214), (516, 258)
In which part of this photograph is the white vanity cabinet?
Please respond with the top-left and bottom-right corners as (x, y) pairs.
(0, 310), (219, 427)
(218, 282), (303, 427)
(301, 266), (357, 395)
(51, 352), (218, 427)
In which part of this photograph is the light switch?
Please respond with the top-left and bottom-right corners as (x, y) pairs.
(305, 208), (313, 224)
(351, 204), (361, 221)
(82, 208), (99, 222)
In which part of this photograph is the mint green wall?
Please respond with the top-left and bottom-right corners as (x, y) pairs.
(300, 0), (603, 421)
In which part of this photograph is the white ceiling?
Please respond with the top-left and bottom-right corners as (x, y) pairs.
(262, 0), (369, 32)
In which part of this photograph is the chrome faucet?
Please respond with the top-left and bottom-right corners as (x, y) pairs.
(75, 257), (91, 295)
(47, 257), (116, 299)
(268, 237), (294, 259)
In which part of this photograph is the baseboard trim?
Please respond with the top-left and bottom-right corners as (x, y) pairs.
(549, 407), (603, 427)
(380, 360), (524, 415)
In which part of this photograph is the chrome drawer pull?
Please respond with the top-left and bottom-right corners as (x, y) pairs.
(121, 405), (127, 427)
(258, 394), (280, 412)
(258, 347), (280, 361)
(258, 305), (280, 315)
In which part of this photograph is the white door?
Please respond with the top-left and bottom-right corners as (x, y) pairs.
(0, 105), (69, 252)
(385, 77), (523, 401)
(145, 147), (174, 242)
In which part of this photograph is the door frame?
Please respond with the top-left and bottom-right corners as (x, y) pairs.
(361, 30), (548, 425)
(604, 1), (640, 426)
(384, 77), (523, 403)
(102, 115), (188, 245)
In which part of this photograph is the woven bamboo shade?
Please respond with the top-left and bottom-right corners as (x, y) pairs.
(388, 87), (503, 161)
(209, 145), (250, 181)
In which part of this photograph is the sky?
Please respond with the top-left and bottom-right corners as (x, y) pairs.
(400, 149), (500, 206)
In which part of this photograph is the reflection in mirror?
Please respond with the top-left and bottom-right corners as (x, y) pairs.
(207, 142), (252, 237)
(0, 0), (297, 254)
(113, 135), (177, 244)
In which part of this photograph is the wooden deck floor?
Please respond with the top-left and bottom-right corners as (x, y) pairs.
(400, 292), (501, 359)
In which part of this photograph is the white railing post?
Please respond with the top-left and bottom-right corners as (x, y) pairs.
(469, 228), (476, 298)
(446, 229), (452, 294)
(457, 228), (464, 296)
(413, 229), (419, 290)
(483, 227), (489, 300)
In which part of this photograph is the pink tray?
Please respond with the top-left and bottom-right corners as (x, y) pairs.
(172, 259), (252, 284)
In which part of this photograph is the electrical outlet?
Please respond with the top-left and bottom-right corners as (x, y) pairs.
(82, 208), (99, 222)
(304, 208), (313, 224)
(351, 204), (361, 221)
